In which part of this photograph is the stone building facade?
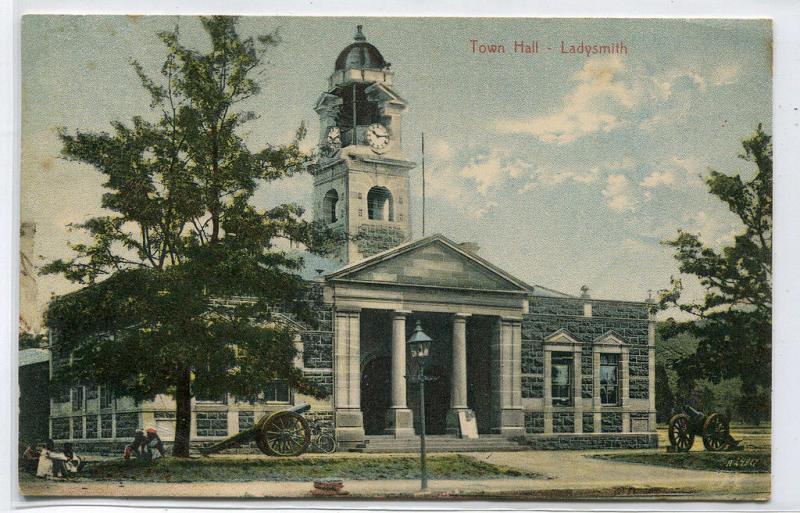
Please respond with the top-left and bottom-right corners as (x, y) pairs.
(47, 26), (656, 452)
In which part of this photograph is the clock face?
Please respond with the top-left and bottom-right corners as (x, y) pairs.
(366, 123), (390, 153)
(325, 127), (341, 156)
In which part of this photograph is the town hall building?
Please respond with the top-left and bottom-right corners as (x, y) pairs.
(49, 26), (657, 452)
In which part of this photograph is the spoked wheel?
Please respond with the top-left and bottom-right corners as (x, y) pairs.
(256, 411), (310, 457)
(668, 413), (695, 452)
(702, 413), (731, 451)
(316, 433), (337, 454)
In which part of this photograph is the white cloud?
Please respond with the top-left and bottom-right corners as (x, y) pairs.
(640, 170), (676, 188)
(459, 149), (530, 194)
(603, 174), (636, 212)
(494, 56), (636, 144)
(711, 64), (741, 86)
(683, 210), (739, 247)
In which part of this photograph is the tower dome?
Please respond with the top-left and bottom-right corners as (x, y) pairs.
(334, 25), (388, 71)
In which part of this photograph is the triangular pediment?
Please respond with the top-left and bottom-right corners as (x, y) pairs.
(594, 330), (628, 346)
(544, 328), (580, 345)
(327, 234), (531, 292)
(365, 83), (407, 106)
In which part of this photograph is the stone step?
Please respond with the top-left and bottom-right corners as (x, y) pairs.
(349, 435), (527, 453)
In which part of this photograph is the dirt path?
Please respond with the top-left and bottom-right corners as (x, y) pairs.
(18, 449), (769, 500)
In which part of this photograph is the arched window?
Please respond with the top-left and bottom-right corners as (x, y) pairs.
(367, 186), (394, 221)
(323, 189), (339, 223)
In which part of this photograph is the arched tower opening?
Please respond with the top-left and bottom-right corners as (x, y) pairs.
(367, 186), (394, 221)
(323, 189), (339, 223)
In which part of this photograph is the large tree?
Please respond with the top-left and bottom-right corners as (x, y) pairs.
(657, 125), (772, 423)
(43, 17), (334, 456)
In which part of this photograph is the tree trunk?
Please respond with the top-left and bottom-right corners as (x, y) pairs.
(173, 368), (192, 457)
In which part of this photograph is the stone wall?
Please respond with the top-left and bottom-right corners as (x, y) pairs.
(601, 412), (623, 433)
(553, 412), (574, 433)
(522, 296), (650, 401)
(355, 224), (406, 257)
(524, 433), (658, 450)
(524, 412), (545, 434)
(196, 412), (228, 437)
(303, 332), (333, 368)
(238, 410), (255, 431)
(582, 413), (594, 433)
(303, 371), (333, 398)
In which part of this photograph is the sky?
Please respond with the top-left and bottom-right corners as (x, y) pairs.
(20, 16), (772, 323)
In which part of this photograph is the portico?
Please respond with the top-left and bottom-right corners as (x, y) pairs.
(324, 234), (530, 447)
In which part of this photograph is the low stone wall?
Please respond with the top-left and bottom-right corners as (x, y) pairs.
(523, 433), (658, 450)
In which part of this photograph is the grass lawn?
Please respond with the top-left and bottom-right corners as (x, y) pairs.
(592, 451), (770, 473)
(655, 425), (771, 451)
(76, 454), (545, 483)
(593, 425), (770, 474)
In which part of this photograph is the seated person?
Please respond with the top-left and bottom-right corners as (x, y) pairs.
(20, 443), (40, 474)
(62, 442), (86, 473)
(143, 428), (165, 461)
(36, 439), (69, 479)
(124, 429), (147, 460)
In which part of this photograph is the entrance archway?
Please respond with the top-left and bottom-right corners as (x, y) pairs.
(361, 355), (392, 435)
(408, 364), (450, 435)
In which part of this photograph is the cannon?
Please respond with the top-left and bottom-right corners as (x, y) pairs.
(199, 403), (312, 457)
(668, 405), (741, 452)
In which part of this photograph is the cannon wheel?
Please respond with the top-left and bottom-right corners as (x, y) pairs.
(668, 413), (694, 452)
(702, 413), (731, 451)
(255, 411), (310, 457)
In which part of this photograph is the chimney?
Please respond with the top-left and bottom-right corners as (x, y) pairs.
(458, 242), (480, 254)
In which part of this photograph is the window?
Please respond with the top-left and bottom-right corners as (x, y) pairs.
(600, 354), (620, 405)
(71, 386), (84, 412)
(551, 353), (573, 406)
(264, 380), (290, 403)
(99, 386), (114, 409)
(367, 186), (394, 221)
(323, 189), (339, 223)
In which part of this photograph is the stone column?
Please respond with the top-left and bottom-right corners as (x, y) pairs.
(333, 307), (364, 447)
(592, 350), (602, 433)
(451, 313), (469, 410)
(227, 408), (239, 438)
(385, 311), (414, 437)
(621, 349), (630, 433)
(572, 349), (583, 433)
(543, 349), (553, 434)
(494, 317), (525, 437)
(446, 313), (475, 436)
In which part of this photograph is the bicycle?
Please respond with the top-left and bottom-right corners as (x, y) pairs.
(308, 419), (337, 453)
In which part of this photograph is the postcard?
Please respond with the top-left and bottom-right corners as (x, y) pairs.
(18, 15), (771, 500)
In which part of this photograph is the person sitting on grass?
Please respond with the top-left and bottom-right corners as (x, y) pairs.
(62, 442), (86, 473)
(143, 428), (165, 461)
(123, 429), (147, 460)
(20, 442), (40, 475)
(36, 439), (69, 479)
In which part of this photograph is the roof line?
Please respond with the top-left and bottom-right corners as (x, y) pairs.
(326, 233), (533, 292)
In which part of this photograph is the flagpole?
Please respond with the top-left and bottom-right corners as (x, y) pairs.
(421, 132), (426, 237)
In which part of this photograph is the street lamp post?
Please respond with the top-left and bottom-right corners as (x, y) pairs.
(406, 320), (435, 492)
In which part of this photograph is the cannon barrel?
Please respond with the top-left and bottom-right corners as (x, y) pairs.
(198, 403), (311, 456)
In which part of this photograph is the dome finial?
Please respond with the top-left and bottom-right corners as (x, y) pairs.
(354, 25), (366, 41)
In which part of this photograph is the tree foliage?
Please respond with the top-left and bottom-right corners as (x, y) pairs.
(42, 17), (335, 455)
(657, 125), (772, 423)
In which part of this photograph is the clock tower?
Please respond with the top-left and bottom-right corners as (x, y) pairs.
(313, 25), (415, 266)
